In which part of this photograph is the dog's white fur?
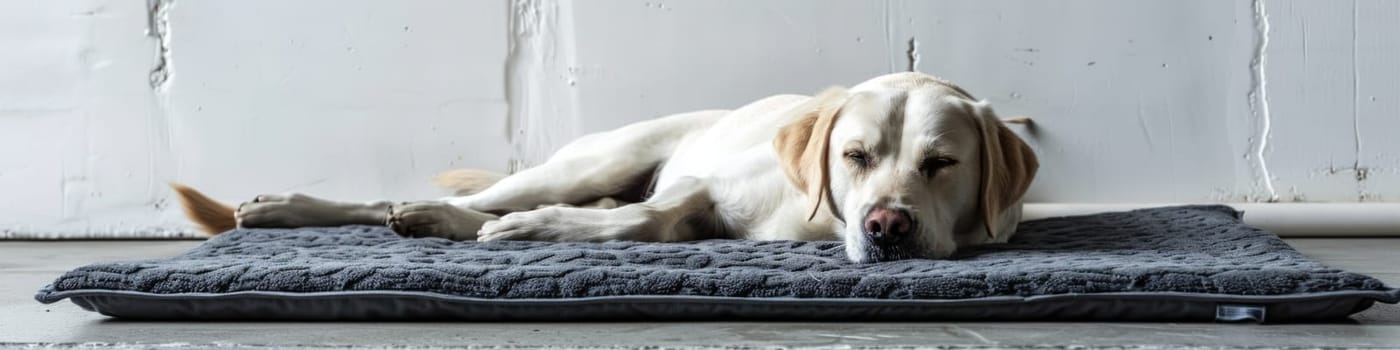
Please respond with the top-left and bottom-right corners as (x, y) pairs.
(173, 72), (1037, 263)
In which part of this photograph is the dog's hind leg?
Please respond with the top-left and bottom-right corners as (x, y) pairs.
(443, 110), (723, 214)
(233, 191), (495, 241)
(387, 110), (724, 240)
(171, 184), (397, 235)
(234, 193), (393, 229)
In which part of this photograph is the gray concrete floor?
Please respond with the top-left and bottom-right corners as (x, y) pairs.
(1, 239), (1397, 349)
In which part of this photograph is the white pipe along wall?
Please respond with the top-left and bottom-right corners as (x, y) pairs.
(1, 1), (1396, 239)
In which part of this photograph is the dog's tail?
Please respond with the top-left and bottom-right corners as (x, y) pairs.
(1002, 116), (1032, 125)
(170, 183), (237, 235)
(432, 169), (506, 196)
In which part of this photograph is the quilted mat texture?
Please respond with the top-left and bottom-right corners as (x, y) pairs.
(39, 205), (1395, 301)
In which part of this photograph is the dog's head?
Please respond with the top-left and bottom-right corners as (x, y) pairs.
(775, 72), (1038, 263)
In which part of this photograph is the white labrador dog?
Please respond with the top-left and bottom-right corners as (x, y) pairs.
(174, 72), (1037, 263)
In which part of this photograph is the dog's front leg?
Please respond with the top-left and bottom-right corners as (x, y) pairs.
(477, 177), (716, 242)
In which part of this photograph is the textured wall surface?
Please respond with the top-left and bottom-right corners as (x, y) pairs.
(1, 0), (1396, 238)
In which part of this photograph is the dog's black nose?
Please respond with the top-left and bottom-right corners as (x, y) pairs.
(863, 207), (912, 245)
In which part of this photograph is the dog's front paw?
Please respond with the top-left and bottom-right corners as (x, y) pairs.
(388, 202), (491, 240)
(478, 207), (648, 242)
(476, 208), (565, 242)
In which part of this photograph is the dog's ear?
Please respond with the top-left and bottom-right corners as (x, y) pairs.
(774, 87), (849, 221)
(971, 100), (1038, 239)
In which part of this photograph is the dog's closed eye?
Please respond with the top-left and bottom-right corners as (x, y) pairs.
(844, 150), (871, 168)
(919, 156), (958, 177)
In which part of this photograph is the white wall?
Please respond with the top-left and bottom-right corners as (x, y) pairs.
(2, 0), (1396, 238)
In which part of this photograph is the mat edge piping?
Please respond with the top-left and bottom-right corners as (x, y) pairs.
(37, 286), (1400, 305)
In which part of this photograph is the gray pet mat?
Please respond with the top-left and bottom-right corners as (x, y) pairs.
(36, 205), (1400, 322)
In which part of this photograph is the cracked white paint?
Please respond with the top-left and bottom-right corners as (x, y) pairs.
(504, 0), (581, 172)
(1348, 1), (1365, 201)
(1259, 0), (1394, 202)
(1247, 0), (1278, 202)
(1, 1), (1398, 238)
(2, 1), (510, 238)
(146, 0), (179, 213)
(145, 0), (173, 91)
(1351, 0), (1400, 202)
(905, 37), (920, 72)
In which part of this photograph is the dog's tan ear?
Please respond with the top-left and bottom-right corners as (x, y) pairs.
(972, 101), (1038, 239)
(774, 87), (849, 221)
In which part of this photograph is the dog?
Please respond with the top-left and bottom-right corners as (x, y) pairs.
(173, 72), (1037, 263)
